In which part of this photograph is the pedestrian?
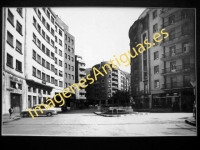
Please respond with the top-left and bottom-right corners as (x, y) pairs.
(9, 106), (14, 119)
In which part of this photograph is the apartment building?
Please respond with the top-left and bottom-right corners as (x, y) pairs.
(86, 61), (130, 106)
(75, 55), (86, 108)
(2, 8), (26, 114)
(2, 7), (77, 114)
(129, 8), (195, 111)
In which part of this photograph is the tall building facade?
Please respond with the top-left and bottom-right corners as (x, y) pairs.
(2, 7), (76, 114)
(85, 61), (130, 106)
(129, 8), (195, 111)
(75, 55), (86, 108)
(2, 8), (26, 114)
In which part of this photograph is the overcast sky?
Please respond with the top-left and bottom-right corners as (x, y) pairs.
(52, 7), (146, 73)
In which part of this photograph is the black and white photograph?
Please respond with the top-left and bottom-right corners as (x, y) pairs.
(1, 7), (196, 136)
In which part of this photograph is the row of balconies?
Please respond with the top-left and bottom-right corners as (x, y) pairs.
(161, 63), (195, 75)
(161, 46), (194, 61)
(160, 29), (193, 46)
(162, 81), (192, 89)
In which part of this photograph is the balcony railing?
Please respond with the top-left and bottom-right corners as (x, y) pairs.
(162, 81), (192, 89)
(162, 64), (195, 74)
(163, 13), (190, 28)
(160, 8), (172, 16)
(161, 29), (193, 45)
(143, 52), (147, 59)
(162, 46), (194, 59)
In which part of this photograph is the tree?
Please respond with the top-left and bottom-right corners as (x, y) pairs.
(109, 90), (130, 106)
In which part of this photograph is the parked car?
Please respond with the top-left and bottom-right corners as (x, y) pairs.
(21, 104), (58, 117)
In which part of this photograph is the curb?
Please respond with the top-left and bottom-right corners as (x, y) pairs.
(3, 117), (21, 123)
(185, 119), (196, 126)
(93, 112), (149, 117)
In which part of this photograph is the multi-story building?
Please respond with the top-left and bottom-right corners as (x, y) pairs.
(2, 8), (26, 114)
(2, 7), (77, 114)
(129, 8), (195, 111)
(86, 61), (130, 106)
(75, 55), (86, 108)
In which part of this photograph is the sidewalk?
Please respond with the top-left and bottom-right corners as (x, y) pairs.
(133, 108), (192, 113)
(185, 116), (196, 126)
(2, 113), (21, 123)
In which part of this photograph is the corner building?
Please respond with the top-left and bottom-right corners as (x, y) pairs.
(129, 8), (195, 111)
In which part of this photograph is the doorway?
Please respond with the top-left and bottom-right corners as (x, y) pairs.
(11, 93), (21, 113)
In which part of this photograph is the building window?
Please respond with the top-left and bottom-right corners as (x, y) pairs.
(65, 82), (68, 88)
(46, 48), (50, 57)
(42, 30), (45, 38)
(8, 9), (14, 25)
(65, 53), (67, 59)
(59, 50), (62, 56)
(71, 39), (74, 45)
(7, 53), (13, 68)
(59, 81), (62, 87)
(55, 25), (57, 32)
(68, 46), (70, 52)
(42, 72), (45, 81)
(51, 28), (54, 36)
(37, 70), (41, 79)
(7, 31), (13, 47)
(154, 65), (159, 74)
(51, 52), (54, 59)
(183, 42), (189, 53)
(55, 46), (57, 53)
(55, 36), (57, 42)
(51, 40), (54, 47)
(55, 79), (58, 86)
(170, 45), (176, 56)
(46, 61), (50, 70)
(65, 34), (67, 40)
(33, 88), (36, 93)
(65, 63), (67, 68)
(53, 57), (57, 65)
(154, 51), (159, 60)
(42, 17), (45, 25)
(153, 10), (157, 19)
(33, 96), (36, 105)
(42, 44), (45, 53)
(155, 80), (159, 88)
(33, 67), (36, 76)
(38, 9), (41, 19)
(59, 60), (62, 66)
(16, 40), (22, 53)
(183, 58), (190, 69)
(28, 87), (31, 92)
(59, 29), (62, 36)
(181, 10), (188, 19)
(33, 33), (36, 43)
(71, 48), (74, 53)
(51, 16), (54, 24)
(68, 64), (70, 70)
(37, 54), (41, 64)
(37, 39), (41, 49)
(32, 50), (36, 60)
(59, 39), (62, 46)
(153, 24), (158, 33)
(46, 35), (50, 43)
(68, 37), (70, 43)
(51, 77), (54, 84)
(59, 70), (63, 77)
(170, 61), (176, 71)
(46, 75), (50, 82)
(71, 57), (74, 62)
(33, 17), (37, 27)
(68, 74), (71, 79)
(68, 55), (70, 60)
(168, 15), (175, 25)
(72, 75), (74, 80)
(17, 8), (22, 17)
(46, 23), (50, 31)
(16, 21), (22, 35)
(65, 73), (67, 78)
(72, 66), (74, 71)
(51, 64), (54, 72)
(42, 58), (45, 67)
(47, 10), (50, 18)
(55, 68), (57, 75)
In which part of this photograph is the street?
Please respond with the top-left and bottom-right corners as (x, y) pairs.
(2, 108), (196, 136)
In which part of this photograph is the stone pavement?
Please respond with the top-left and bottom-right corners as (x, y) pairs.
(2, 113), (21, 123)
